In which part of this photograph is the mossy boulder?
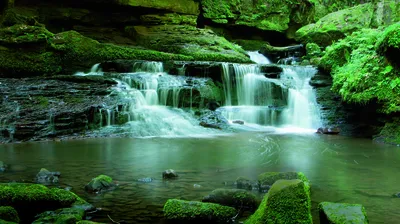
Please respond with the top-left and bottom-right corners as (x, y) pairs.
(377, 22), (400, 67)
(257, 171), (309, 192)
(245, 179), (312, 224)
(84, 174), (116, 193)
(202, 188), (259, 211)
(232, 39), (269, 51)
(201, 0), (315, 33)
(140, 14), (197, 26)
(0, 207), (19, 223)
(305, 43), (322, 58)
(115, 0), (199, 15)
(32, 207), (85, 224)
(125, 25), (251, 63)
(163, 199), (236, 223)
(319, 202), (368, 224)
(295, 4), (374, 46)
(0, 183), (86, 222)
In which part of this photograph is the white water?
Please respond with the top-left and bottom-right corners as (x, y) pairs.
(248, 51), (271, 64)
(220, 62), (321, 129)
(104, 62), (221, 137)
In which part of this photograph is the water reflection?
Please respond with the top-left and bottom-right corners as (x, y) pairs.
(0, 133), (399, 223)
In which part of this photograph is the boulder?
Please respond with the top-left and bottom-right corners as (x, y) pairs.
(35, 168), (61, 184)
(202, 188), (259, 211)
(305, 43), (322, 58)
(317, 127), (340, 135)
(295, 4), (374, 46)
(0, 183), (88, 223)
(162, 169), (178, 179)
(84, 175), (116, 193)
(245, 179), (312, 224)
(0, 207), (19, 223)
(163, 199), (236, 223)
(257, 171), (309, 193)
(0, 161), (6, 172)
(319, 202), (368, 224)
(259, 64), (283, 79)
(199, 110), (229, 130)
(232, 120), (244, 125)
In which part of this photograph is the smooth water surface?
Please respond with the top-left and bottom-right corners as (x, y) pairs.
(1, 133), (400, 223)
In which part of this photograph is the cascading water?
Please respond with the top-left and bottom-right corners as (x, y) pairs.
(104, 62), (222, 137)
(219, 53), (321, 130)
(248, 51), (271, 64)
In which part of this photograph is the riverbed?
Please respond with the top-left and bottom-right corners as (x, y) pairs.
(1, 132), (399, 223)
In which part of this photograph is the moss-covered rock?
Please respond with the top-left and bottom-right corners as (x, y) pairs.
(0, 207), (19, 223)
(305, 43), (322, 58)
(232, 39), (269, 51)
(115, 0), (199, 15)
(163, 199), (236, 223)
(32, 207), (85, 224)
(319, 202), (368, 224)
(377, 22), (400, 67)
(202, 188), (259, 211)
(84, 174), (116, 193)
(126, 25), (251, 63)
(245, 179), (312, 224)
(295, 3), (374, 46)
(140, 14), (197, 26)
(257, 171), (309, 192)
(0, 183), (86, 222)
(201, 0), (315, 33)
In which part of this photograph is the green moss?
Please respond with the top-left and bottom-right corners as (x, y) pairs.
(32, 207), (85, 224)
(116, 0), (199, 15)
(0, 207), (19, 223)
(202, 188), (259, 210)
(305, 43), (322, 57)
(377, 22), (400, 66)
(295, 3), (374, 46)
(374, 118), (400, 145)
(258, 171), (309, 187)
(0, 219), (16, 224)
(163, 199), (236, 223)
(93, 174), (112, 183)
(246, 179), (312, 224)
(232, 39), (269, 51)
(202, 0), (314, 32)
(140, 14), (197, 26)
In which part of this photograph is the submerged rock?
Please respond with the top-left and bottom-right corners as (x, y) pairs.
(202, 188), (259, 211)
(32, 207), (85, 224)
(0, 206), (19, 223)
(162, 169), (178, 179)
(257, 171), (309, 193)
(260, 44), (305, 63)
(317, 127), (340, 135)
(245, 179), (312, 224)
(137, 177), (154, 183)
(35, 168), (61, 184)
(84, 175), (116, 193)
(163, 199), (236, 223)
(319, 202), (368, 224)
(235, 177), (258, 191)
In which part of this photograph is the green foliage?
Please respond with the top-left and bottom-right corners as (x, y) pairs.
(0, 207), (19, 223)
(163, 199), (237, 222)
(376, 22), (400, 66)
(375, 118), (400, 145)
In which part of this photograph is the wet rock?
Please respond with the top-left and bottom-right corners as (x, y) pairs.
(84, 175), (116, 193)
(0, 161), (7, 172)
(235, 177), (258, 190)
(317, 127), (340, 135)
(137, 177), (154, 183)
(202, 188), (259, 211)
(33, 207), (85, 224)
(245, 179), (312, 224)
(319, 202), (368, 224)
(163, 199), (236, 223)
(199, 110), (229, 130)
(162, 169), (178, 179)
(232, 120), (244, 125)
(193, 184), (201, 188)
(35, 168), (61, 184)
(257, 171), (308, 193)
(260, 44), (305, 63)
(0, 206), (20, 223)
(309, 74), (332, 87)
(207, 101), (221, 111)
(392, 192), (400, 198)
(164, 61), (224, 81)
(259, 64), (283, 79)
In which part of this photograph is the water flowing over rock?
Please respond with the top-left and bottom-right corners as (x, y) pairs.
(35, 168), (61, 184)
(162, 169), (178, 179)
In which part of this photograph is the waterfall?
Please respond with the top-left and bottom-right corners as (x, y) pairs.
(107, 61), (221, 137)
(219, 62), (321, 129)
(248, 51), (271, 64)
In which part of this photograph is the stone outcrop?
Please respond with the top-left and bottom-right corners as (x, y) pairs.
(319, 202), (368, 224)
(84, 175), (116, 193)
